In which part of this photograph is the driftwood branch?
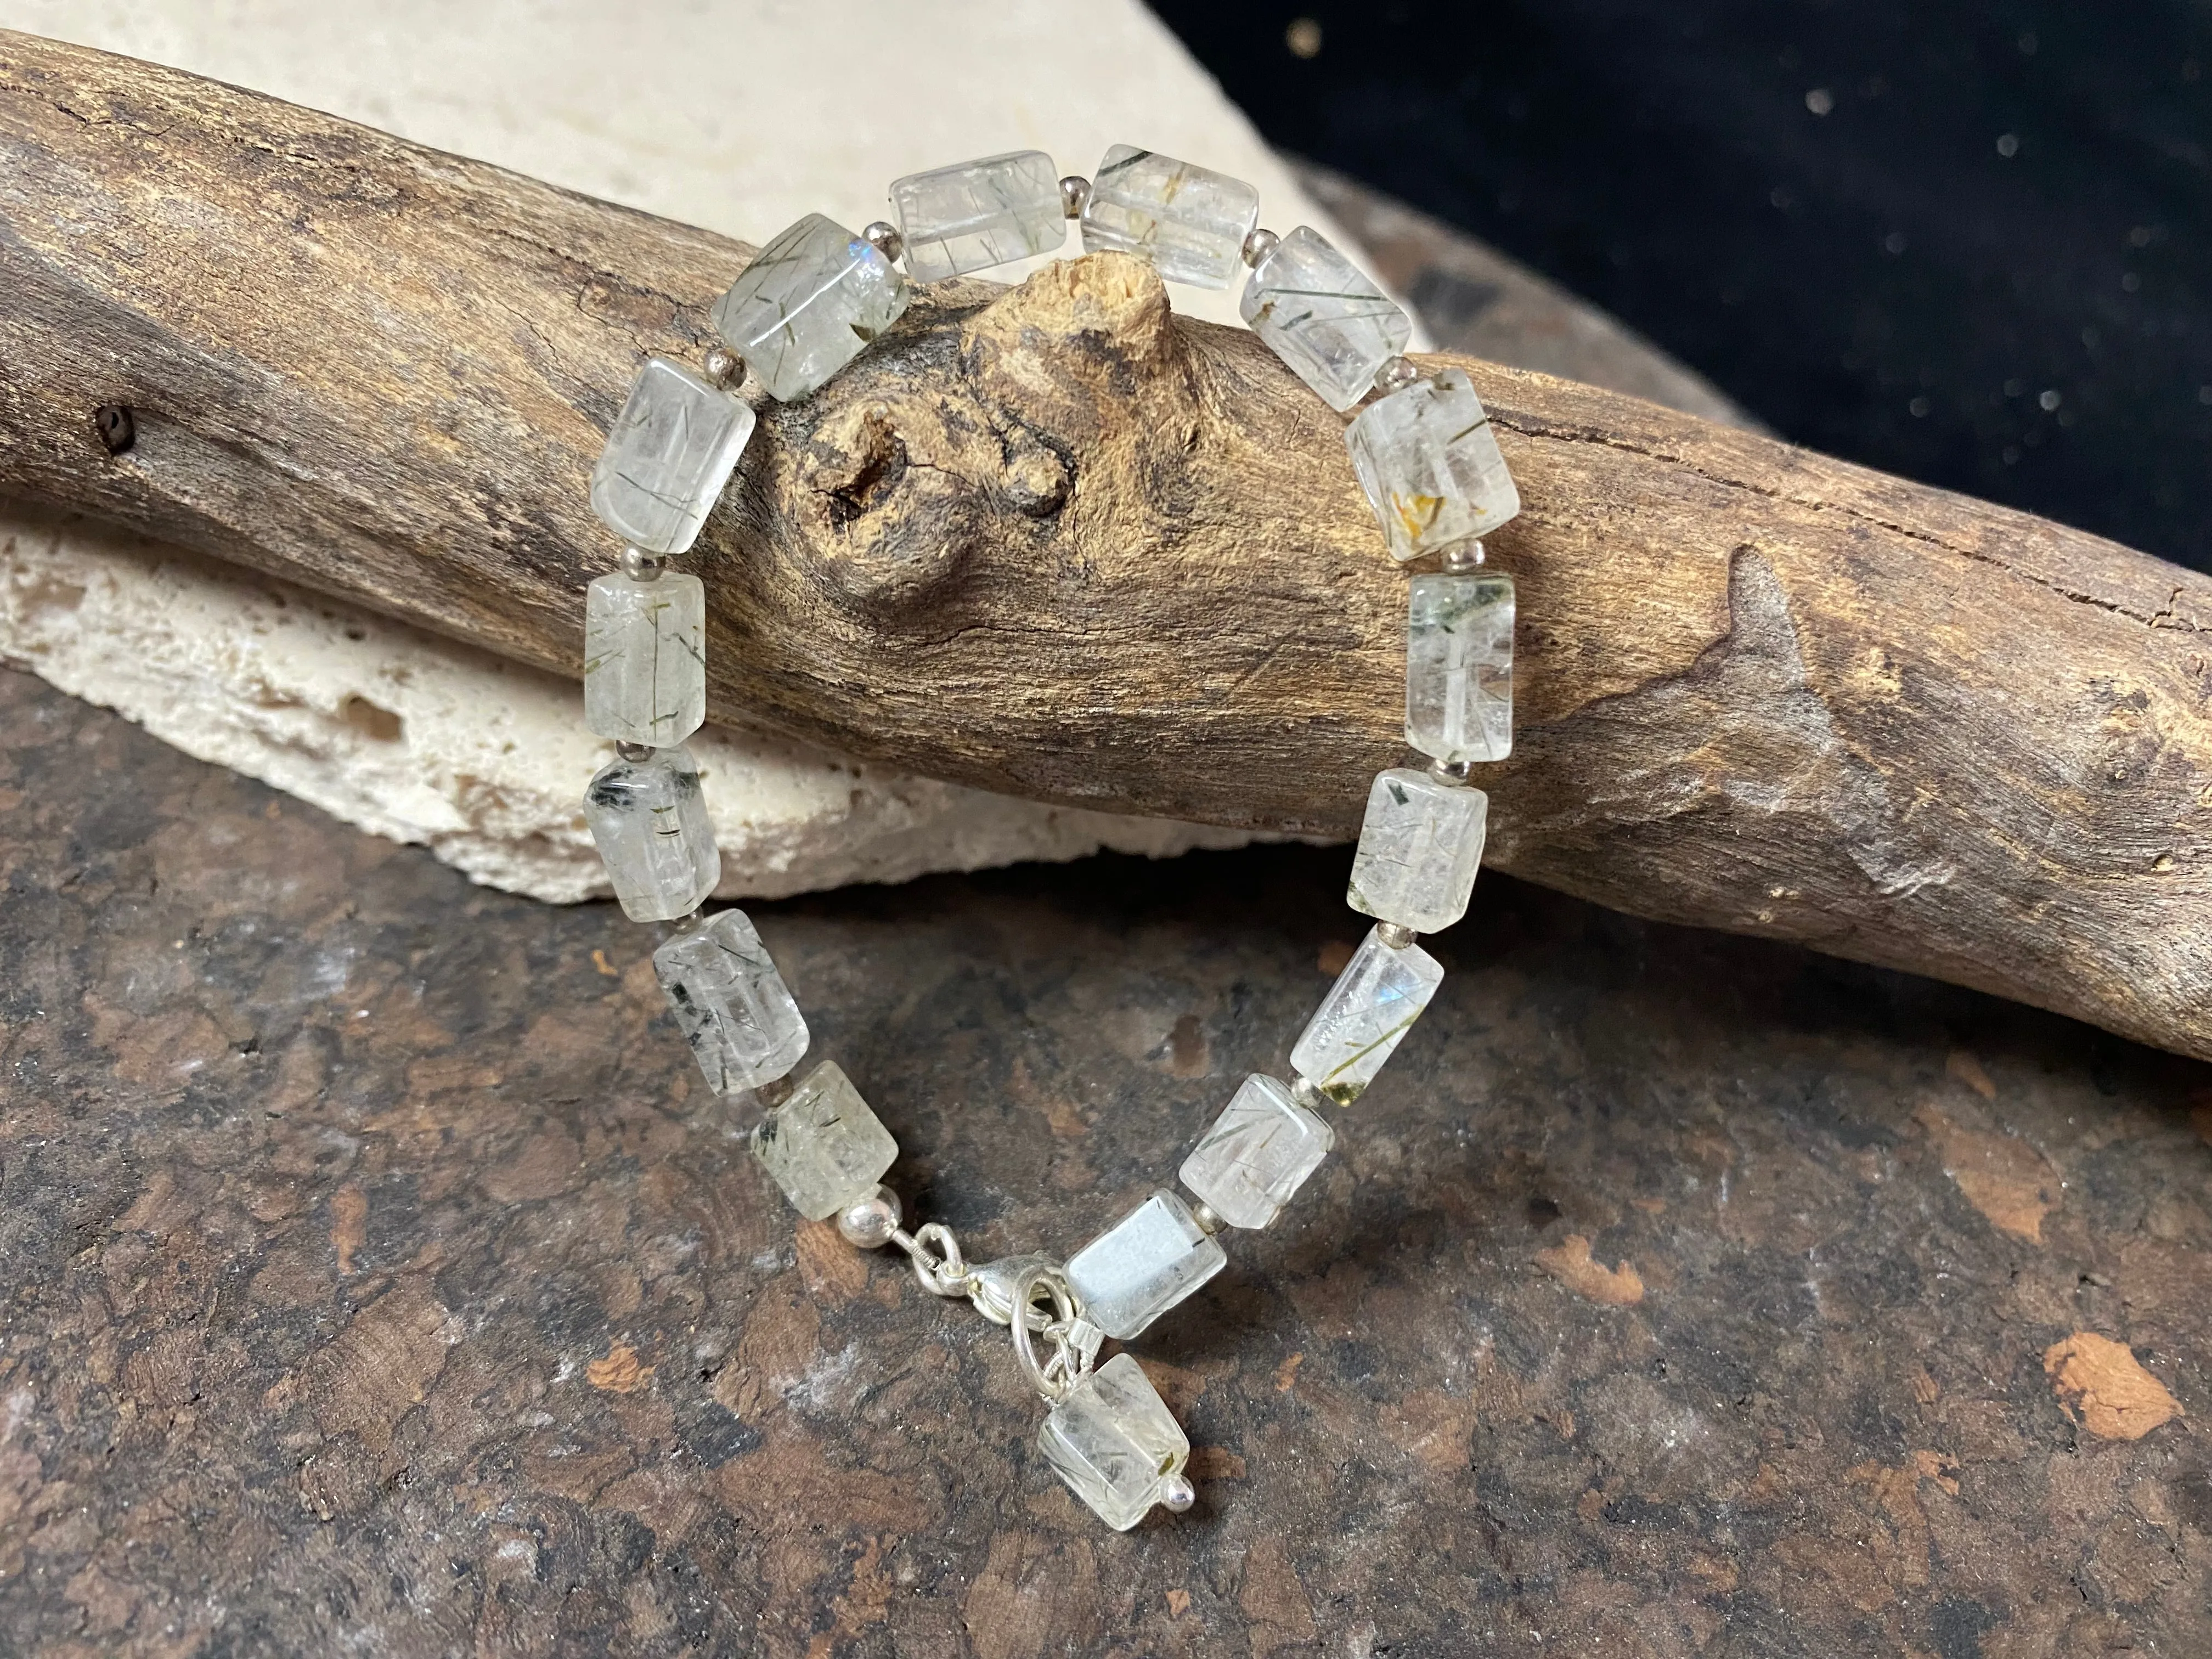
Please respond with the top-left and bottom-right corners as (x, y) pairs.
(2, 30), (2208, 1060)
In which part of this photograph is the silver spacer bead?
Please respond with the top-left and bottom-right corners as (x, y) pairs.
(862, 221), (905, 263)
(1428, 757), (1476, 786)
(620, 546), (664, 583)
(1374, 354), (1422, 396)
(1442, 538), (1487, 571)
(1375, 922), (1419, 950)
(1241, 227), (1280, 268)
(1159, 1474), (1197, 1513)
(1187, 1200), (1224, 1236)
(1059, 175), (1091, 219)
(836, 1184), (903, 1249)
(614, 740), (657, 763)
(1290, 1075), (1328, 1111)
(701, 345), (744, 390)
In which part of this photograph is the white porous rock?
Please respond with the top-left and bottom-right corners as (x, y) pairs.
(0, 0), (1399, 898)
(0, 510), (1259, 902)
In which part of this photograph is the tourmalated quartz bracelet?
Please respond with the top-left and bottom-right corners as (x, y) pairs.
(577, 146), (1520, 1531)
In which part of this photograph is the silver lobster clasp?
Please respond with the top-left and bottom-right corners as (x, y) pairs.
(966, 1254), (1060, 1330)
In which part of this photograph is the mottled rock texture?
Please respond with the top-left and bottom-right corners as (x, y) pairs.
(4, 667), (2209, 1656)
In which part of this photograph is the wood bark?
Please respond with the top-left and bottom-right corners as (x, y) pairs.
(1, 30), (2208, 1059)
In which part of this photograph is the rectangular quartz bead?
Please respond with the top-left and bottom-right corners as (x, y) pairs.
(1240, 225), (1412, 411)
(890, 150), (1065, 283)
(1037, 1352), (1192, 1531)
(1290, 926), (1445, 1104)
(750, 1060), (898, 1220)
(1179, 1074), (1335, 1231)
(589, 357), (756, 556)
(1347, 769), (1489, 934)
(1079, 144), (1259, 289)
(1064, 1189), (1226, 1340)
(653, 909), (809, 1094)
(1407, 572), (1514, 765)
(581, 743), (719, 922)
(712, 213), (910, 402)
(582, 570), (706, 747)
(1345, 368), (1521, 561)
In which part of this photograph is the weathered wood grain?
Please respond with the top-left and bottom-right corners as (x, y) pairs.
(1, 30), (2208, 1059)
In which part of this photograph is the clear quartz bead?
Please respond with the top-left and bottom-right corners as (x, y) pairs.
(750, 1060), (899, 1220)
(1347, 768), (1490, 934)
(1179, 1074), (1335, 1230)
(1239, 226), (1412, 412)
(1344, 368), (1521, 561)
(1079, 145), (1260, 290)
(1063, 1189), (1226, 1340)
(589, 357), (757, 556)
(653, 909), (809, 1094)
(1037, 1352), (1193, 1531)
(711, 214), (911, 402)
(1289, 925), (1445, 1104)
(1407, 571), (1515, 765)
(890, 150), (1065, 283)
(581, 743), (720, 923)
(582, 570), (707, 747)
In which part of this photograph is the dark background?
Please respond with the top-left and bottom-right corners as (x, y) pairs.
(1150, 0), (2212, 573)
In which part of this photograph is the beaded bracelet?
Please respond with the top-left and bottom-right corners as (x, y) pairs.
(577, 145), (1519, 1530)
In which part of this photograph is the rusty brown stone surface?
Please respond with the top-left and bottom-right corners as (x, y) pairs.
(4, 665), (2212, 1656)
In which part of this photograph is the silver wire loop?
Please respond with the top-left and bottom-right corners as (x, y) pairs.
(894, 1222), (972, 1297)
(1008, 1262), (1094, 1403)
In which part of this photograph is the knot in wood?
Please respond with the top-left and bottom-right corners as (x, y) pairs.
(962, 253), (1184, 440)
(812, 401), (907, 525)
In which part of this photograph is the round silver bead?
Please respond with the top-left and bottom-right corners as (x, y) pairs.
(1188, 1201), (1224, 1236)
(1428, 757), (1476, 785)
(1374, 922), (1419, 950)
(1240, 227), (1280, 268)
(1374, 354), (1422, 395)
(614, 740), (657, 763)
(620, 546), (664, 583)
(1290, 1075), (1327, 1111)
(1159, 1474), (1197, 1513)
(1442, 538), (1488, 572)
(701, 345), (743, 389)
(862, 221), (906, 263)
(835, 1184), (903, 1249)
(1059, 175), (1092, 219)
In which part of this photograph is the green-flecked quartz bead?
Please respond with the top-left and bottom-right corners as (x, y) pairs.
(712, 214), (909, 402)
(588, 357), (755, 556)
(1037, 1352), (1193, 1531)
(1240, 225), (1410, 411)
(1079, 144), (1259, 290)
(1345, 368), (1520, 561)
(1407, 571), (1514, 765)
(581, 743), (719, 923)
(654, 909), (809, 1095)
(1288, 924), (1444, 1104)
(890, 149), (1065, 282)
(1178, 1073), (1334, 1229)
(751, 1060), (899, 1220)
(1346, 768), (1489, 934)
(582, 570), (706, 748)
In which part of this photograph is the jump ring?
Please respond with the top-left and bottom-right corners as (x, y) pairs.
(1009, 1263), (1080, 1402)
